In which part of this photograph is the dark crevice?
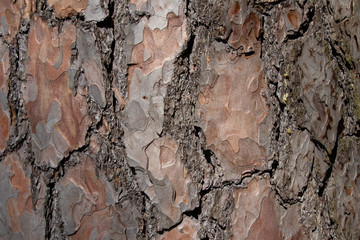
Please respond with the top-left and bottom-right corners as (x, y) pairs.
(273, 186), (301, 208)
(214, 28), (232, 45)
(287, 31), (305, 40)
(77, 14), (85, 22)
(44, 177), (56, 240)
(28, 142), (40, 212)
(327, 38), (354, 72)
(157, 212), (186, 234)
(176, 33), (195, 62)
(344, 129), (360, 138)
(312, 138), (329, 155)
(244, 50), (256, 56)
(268, 159), (279, 178)
(38, 141), (91, 239)
(298, 126), (330, 155)
(1, 25), (30, 157)
(106, 38), (116, 73)
(214, 37), (229, 44)
(58, 141), (90, 174)
(285, 6), (315, 41)
(184, 187), (211, 220)
(130, 166), (136, 176)
(185, 0), (190, 18)
(184, 203), (202, 220)
(194, 126), (202, 138)
(203, 149), (214, 166)
(213, 168), (272, 189)
(96, 15), (114, 29)
(279, 100), (286, 112)
(97, 1), (115, 29)
(318, 118), (343, 196)
(0, 127), (29, 162)
(98, 1), (116, 75)
(318, 164), (332, 197)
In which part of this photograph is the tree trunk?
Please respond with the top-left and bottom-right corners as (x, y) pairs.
(0, 0), (359, 239)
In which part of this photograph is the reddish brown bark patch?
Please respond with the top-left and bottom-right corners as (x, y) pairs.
(25, 15), (88, 165)
(0, 40), (10, 152)
(247, 197), (284, 240)
(0, 107), (9, 151)
(48, 0), (88, 18)
(0, 0), (23, 42)
(287, 10), (301, 29)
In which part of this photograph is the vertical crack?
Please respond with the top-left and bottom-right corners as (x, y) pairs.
(318, 118), (344, 196)
(44, 171), (56, 240)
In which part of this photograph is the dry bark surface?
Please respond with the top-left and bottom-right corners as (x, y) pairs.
(0, 0), (359, 239)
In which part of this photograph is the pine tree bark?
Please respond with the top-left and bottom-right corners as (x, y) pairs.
(0, 0), (359, 239)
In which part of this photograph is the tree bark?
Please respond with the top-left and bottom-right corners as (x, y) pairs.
(0, 0), (359, 239)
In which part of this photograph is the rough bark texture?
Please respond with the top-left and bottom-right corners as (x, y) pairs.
(0, 0), (359, 239)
